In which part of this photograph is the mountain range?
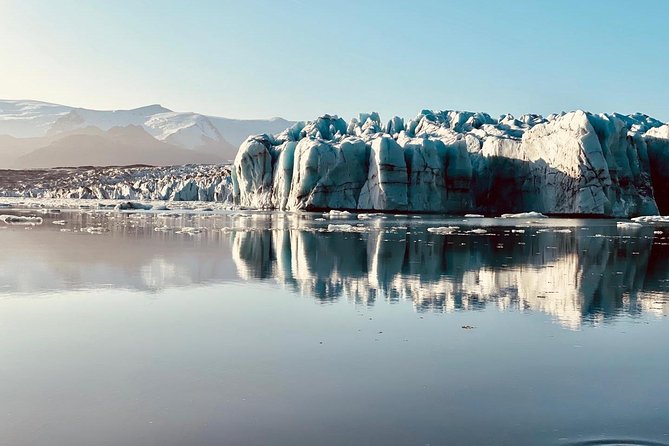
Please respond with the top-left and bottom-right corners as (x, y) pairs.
(0, 100), (293, 168)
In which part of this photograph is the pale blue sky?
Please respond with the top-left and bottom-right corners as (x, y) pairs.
(1, 0), (667, 121)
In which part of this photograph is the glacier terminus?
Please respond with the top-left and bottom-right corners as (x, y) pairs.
(233, 109), (669, 217)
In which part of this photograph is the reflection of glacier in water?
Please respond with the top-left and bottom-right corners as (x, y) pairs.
(231, 219), (669, 329)
(1, 209), (669, 328)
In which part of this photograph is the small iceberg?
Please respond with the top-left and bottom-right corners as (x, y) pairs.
(327, 210), (352, 218)
(0, 214), (43, 225)
(81, 226), (109, 234)
(327, 224), (369, 233)
(466, 228), (488, 234)
(500, 211), (548, 219)
(114, 201), (153, 211)
(427, 226), (459, 234)
(631, 216), (669, 223)
(176, 227), (205, 235)
(617, 221), (643, 230)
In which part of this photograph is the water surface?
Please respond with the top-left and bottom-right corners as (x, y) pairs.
(1, 208), (668, 445)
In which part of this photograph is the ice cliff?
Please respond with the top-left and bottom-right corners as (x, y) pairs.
(233, 110), (669, 217)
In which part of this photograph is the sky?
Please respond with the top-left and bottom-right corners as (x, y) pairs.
(0, 0), (668, 122)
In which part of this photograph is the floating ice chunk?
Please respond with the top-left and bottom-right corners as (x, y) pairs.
(328, 210), (352, 218)
(0, 215), (43, 225)
(552, 229), (572, 233)
(427, 226), (459, 234)
(114, 201), (153, 211)
(617, 221), (643, 230)
(52, 220), (67, 225)
(631, 216), (669, 223)
(327, 224), (369, 233)
(500, 212), (548, 219)
(176, 227), (204, 235)
(467, 228), (488, 234)
(511, 229), (525, 233)
(81, 226), (109, 234)
(464, 214), (484, 218)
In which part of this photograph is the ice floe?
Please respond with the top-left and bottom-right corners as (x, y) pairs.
(631, 216), (669, 223)
(500, 212), (548, 219)
(427, 226), (459, 234)
(0, 214), (43, 225)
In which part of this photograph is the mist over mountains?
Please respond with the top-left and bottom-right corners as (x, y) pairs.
(0, 100), (293, 168)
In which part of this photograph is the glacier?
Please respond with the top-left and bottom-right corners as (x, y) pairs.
(0, 165), (233, 202)
(233, 110), (669, 217)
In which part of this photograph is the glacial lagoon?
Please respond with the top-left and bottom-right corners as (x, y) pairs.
(1, 207), (669, 446)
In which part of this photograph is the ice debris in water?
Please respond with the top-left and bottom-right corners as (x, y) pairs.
(327, 224), (370, 233)
(114, 201), (153, 211)
(52, 220), (67, 225)
(631, 216), (669, 223)
(500, 212), (548, 219)
(0, 214), (43, 225)
(81, 226), (109, 234)
(327, 210), (352, 218)
(617, 221), (643, 230)
(464, 214), (484, 218)
(427, 226), (459, 234)
(176, 227), (204, 235)
(466, 228), (488, 234)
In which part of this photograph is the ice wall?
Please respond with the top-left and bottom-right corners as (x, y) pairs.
(233, 110), (669, 217)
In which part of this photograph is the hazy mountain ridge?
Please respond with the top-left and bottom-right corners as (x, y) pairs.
(0, 100), (294, 168)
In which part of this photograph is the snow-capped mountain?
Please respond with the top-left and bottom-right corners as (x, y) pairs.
(0, 100), (74, 138)
(0, 100), (294, 167)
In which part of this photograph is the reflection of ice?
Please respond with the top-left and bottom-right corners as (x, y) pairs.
(231, 224), (668, 328)
(2, 209), (668, 328)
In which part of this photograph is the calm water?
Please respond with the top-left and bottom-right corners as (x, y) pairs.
(1, 208), (669, 446)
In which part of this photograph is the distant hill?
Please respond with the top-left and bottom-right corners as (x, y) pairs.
(14, 125), (225, 168)
(0, 99), (294, 167)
